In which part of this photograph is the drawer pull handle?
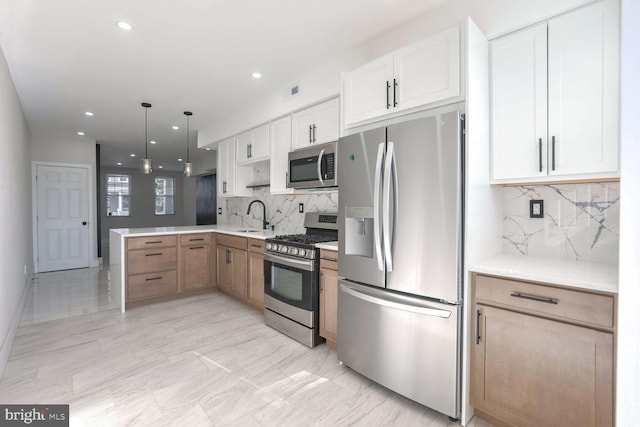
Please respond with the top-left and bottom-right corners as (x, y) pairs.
(476, 309), (481, 345)
(145, 253), (163, 257)
(189, 246), (204, 250)
(321, 257), (337, 262)
(189, 238), (205, 242)
(510, 292), (558, 305)
(250, 244), (262, 248)
(145, 241), (162, 244)
(145, 276), (163, 281)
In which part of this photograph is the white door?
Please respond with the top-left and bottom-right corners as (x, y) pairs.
(313, 98), (340, 145)
(490, 23), (548, 181)
(36, 165), (90, 272)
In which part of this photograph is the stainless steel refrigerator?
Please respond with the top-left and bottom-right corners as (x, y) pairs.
(337, 105), (464, 420)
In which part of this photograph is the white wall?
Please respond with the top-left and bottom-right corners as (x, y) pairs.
(616, 0), (640, 424)
(31, 131), (99, 266)
(0, 46), (33, 378)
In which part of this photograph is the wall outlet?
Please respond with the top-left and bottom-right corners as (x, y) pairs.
(530, 199), (544, 218)
(299, 203), (304, 213)
(218, 207), (222, 215)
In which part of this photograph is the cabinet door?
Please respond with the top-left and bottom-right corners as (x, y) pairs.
(394, 25), (460, 112)
(490, 23), (548, 181)
(235, 131), (252, 164)
(270, 115), (293, 194)
(216, 245), (233, 292)
(313, 98), (340, 145)
(248, 251), (264, 308)
(251, 124), (270, 160)
(217, 138), (237, 196)
(230, 248), (248, 299)
(181, 245), (210, 291)
(548, 1), (619, 177)
(319, 267), (338, 345)
(472, 304), (613, 427)
(343, 53), (394, 127)
(291, 107), (315, 150)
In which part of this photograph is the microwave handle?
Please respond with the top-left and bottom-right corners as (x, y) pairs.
(317, 148), (325, 186)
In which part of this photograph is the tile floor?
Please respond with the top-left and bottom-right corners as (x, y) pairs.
(0, 266), (495, 427)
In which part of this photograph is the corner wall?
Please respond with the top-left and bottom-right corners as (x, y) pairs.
(0, 46), (33, 378)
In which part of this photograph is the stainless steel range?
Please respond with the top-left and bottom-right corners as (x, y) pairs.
(263, 212), (338, 347)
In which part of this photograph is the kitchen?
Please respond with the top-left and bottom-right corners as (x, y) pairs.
(0, 0), (639, 426)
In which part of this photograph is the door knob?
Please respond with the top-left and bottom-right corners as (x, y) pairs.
(82, 221), (87, 225)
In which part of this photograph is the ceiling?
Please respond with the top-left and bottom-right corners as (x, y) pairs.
(0, 0), (446, 171)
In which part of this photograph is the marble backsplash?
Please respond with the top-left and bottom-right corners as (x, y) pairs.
(502, 183), (619, 264)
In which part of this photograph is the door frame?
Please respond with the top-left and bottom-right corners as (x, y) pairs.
(32, 161), (98, 273)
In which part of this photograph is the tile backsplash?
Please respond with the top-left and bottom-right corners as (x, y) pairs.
(502, 183), (619, 263)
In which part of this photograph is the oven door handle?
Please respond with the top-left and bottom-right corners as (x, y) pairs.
(264, 252), (315, 272)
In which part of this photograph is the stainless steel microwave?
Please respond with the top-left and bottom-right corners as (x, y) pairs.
(287, 142), (338, 189)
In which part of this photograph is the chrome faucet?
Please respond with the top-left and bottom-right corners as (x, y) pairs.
(246, 199), (269, 230)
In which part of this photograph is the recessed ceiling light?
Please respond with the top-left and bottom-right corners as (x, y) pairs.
(77, 131), (85, 136)
(205, 148), (211, 151)
(150, 140), (157, 144)
(252, 72), (262, 79)
(172, 126), (179, 130)
(158, 165), (163, 169)
(177, 158), (183, 162)
(84, 111), (94, 116)
(117, 22), (133, 31)
(117, 162), (122, 166)
(130, 153), (136, 157)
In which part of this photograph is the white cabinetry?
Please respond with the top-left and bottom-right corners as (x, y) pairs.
(217, 137), (250, 197)
(269, 115), (294, 194)
(236, 124), (270, 164)
(291, 98), (340, 150)
(343, 25), (460, 127)
(491, 1), (619, 183)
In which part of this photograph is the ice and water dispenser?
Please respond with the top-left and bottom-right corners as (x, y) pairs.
(344, 207), (374, 258)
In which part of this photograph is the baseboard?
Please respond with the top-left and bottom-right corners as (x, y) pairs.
(0, 272), (33, 380)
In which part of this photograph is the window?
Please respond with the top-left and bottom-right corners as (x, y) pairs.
(106, 174), (130, 216)
(155, 177), (175, 215)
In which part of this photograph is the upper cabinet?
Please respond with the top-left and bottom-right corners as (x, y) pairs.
(236, 124), (270, 164)
(218, 137), (251, 197)
(343, 25), (461, 127)
(291, 98), (340, 150)
(270, 115), (294, 194)
(491, 1), (619, 183)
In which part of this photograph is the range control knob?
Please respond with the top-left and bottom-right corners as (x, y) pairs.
(298, 249), (307, 257)
(290, 248), (299, 256)
(280, 246), (288, 254)
(265, 243), (272, 251)
(271, 244), (279, 251)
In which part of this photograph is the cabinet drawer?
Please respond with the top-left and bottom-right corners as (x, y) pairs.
(216, 233), (248, 250)
(180, 233), (211, 246)
(475, 274), (614, 328)
(127, 235), (177, 250)
(127, 247), (177, 275)
(248, 238), (265, 254)
(127, 270), (177, 301)
(319, 250), (338, 271)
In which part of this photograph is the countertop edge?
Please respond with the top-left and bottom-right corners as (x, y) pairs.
(316, 242), (338, 251)
(110, 226), (276, 240)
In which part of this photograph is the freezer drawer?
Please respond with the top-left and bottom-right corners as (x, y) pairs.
(337, 280), (461, 419)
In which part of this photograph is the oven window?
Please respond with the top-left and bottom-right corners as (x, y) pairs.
(271, 265), (303, 301)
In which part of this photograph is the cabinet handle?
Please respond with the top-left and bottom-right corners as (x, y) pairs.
(320, 257), (337, 262)
(247, 144), (251, 158)
(145, 276), (163, 281)
(309, 125), (313, 144)
(386, 81), (391, 109)
(226, 249), (232, 264)
(145, 241), (162, 244)
(551, 136), (556, 171)
(393, 78), (398, 107)
(189, 238), (204, 242)
(250, 143), (253, 157)
(145, 252), (162, 257)
(223, 181), (227, 194)
(319, 272), (323, 292)
(312, 124), (316, 143)
(189, 246), (205, 250)
(250, 244), (262, 248)
(538, 138), (543, 173)
(510, 292), (558, 305)
(475, 309), (481, 344)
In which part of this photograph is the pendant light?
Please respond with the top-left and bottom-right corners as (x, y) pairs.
(183, 111), (193, 177)
(140, 102), (152, 174)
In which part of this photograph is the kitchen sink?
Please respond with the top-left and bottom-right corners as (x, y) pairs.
(233, 229), (262, 233)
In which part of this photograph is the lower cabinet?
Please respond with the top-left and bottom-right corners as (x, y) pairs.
(471, 273), (615, 427)
(216, 234), (248, 299)
(247, 239), (265, 309)
(180, 233), (212, 291)
(319, 249), (339, 348)
(126, 235), (178, 303)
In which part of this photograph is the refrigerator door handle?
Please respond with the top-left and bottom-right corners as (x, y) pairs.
(373, 142), (385, 271)
(341, 282), (452, 318)
(317, 148), (325, 186)
(383, 141), (397, 271)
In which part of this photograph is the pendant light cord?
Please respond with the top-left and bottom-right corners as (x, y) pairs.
(186, 115), (190, 162)
(145, 107), (148, 158)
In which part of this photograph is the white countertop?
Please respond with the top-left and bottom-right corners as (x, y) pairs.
(316, 241), (338, 251)
(470, 254), (618, 294)
(110, 225), (276, 240)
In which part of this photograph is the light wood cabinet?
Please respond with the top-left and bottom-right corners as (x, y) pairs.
(180, 233), (211, 291)
(236, 124), (270, 164)
(125, 235), (178, 302)
(319, 249), (339, 349)
(291, 98), (340, 150)
(343, 25), (460, 127)
(471, 273), (615, 427)
(491, 1), (619, 183)
(247, 239), (265, 309)
(216, 234), (248, 299)
(269, 115), (294, 194)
